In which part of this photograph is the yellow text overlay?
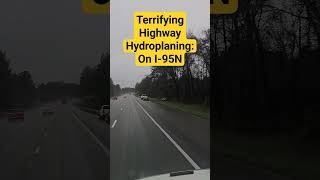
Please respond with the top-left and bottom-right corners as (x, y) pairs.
(124, 12), (197, 66)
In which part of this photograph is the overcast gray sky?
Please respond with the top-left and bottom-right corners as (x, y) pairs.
(110, 0), (210, 88)
(0, 0), (108, 84)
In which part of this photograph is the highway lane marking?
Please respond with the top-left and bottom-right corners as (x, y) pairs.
(111, 120), (118, 128)
(33, 145), (41, 156)
(42, 127), (48, 137)
(72, 112), (110, 156)
(43, 131), (48, 137)
(135, 100), (201, 170)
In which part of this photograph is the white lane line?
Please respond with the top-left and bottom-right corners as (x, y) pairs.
(72, 112), (110, 156)
(42, 127), (48, 137)
(111, 120), (118, 128)
(33, 145), (41, 156)
(135, 100), (201, 170)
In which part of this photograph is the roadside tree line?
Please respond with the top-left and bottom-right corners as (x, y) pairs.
(0, 50), (35, 109)
(135, 31), (210, 105)
(110, 78), (121, 97)
(80, 53), (110, 108)
(37, 81), (80, 102)
(211, 0), (320, 136)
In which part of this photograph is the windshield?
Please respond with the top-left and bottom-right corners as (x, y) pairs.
(110, 0), (210, 179)
(0, 1), (210, 180)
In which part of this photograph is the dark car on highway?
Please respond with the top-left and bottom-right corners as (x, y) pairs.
(61, 97), (67, 104)
(41, 105), (55, 116)
(7, 108), (24, 121)
(99, 105), (110, 124)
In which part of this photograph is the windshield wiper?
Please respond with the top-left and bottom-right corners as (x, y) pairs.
(170, 170), (194, 177)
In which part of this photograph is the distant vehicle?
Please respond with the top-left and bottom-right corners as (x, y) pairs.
(140, 94), (149, 101)
(7, 109), (24, 121)
(99, 105), (110, 124)
(160, 97), (167, 101)
(41, 106), (55, 116)
(123, 96), (127, 98)
(61, 97), (67, 104)
(111, 96), (118, 100)
(138, 169), (210, 180)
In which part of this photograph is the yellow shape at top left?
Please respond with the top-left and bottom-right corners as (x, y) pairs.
(82, 0), (109, 14)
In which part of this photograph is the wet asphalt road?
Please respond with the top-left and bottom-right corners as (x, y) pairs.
(0, 101), (109, 180)
(110, 94), (210, 180)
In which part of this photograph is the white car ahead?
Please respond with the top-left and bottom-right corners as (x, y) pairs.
(140, 94), (149, 101)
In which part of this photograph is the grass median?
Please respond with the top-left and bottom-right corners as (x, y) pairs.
(215, 128), (320, 179)
(150, 98), (210, 119)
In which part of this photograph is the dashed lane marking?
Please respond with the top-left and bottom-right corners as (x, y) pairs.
(135, 100), (201, 170)
(111, 120), (118, 128)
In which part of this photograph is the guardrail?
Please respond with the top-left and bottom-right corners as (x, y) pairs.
(76, 105), (99, 115)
